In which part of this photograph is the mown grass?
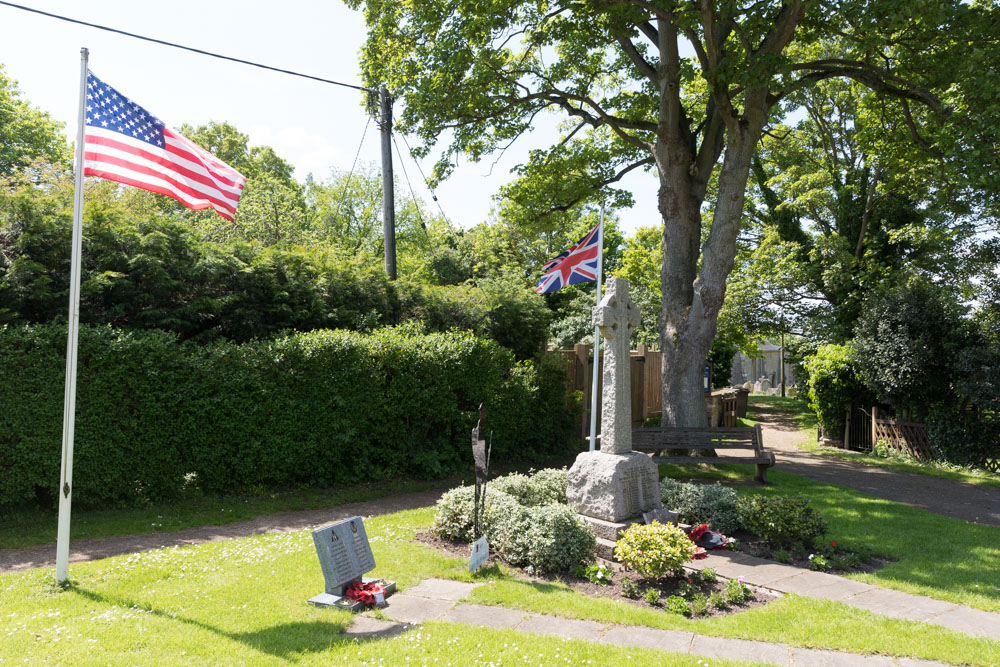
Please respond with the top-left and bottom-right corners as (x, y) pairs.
(0, 509), (757, 666)
(3, 506), (998, 666)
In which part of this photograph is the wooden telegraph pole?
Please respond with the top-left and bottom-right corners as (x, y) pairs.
(378, 86), (397, 280)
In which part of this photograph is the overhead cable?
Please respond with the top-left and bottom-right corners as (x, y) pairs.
(0, 0), (370, 92)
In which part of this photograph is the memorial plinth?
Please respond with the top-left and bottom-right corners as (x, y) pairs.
(565, 278), (662, 558)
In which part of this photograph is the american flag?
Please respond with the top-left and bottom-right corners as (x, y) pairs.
(83, 71), (245, 221)
(535, 221), (602, 293)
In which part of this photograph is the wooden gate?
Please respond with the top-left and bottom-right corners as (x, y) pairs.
(844, 406), (873, 452)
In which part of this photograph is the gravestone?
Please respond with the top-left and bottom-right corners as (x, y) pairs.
(308, 516), (395, 611)
(566, 278), (662, 556)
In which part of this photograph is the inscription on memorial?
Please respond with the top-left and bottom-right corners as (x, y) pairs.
(312, 516), (376, 594)
(623, 467), (641, 516)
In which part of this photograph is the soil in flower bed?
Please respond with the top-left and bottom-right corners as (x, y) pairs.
(415, 531), (779, 618)
(729, 532), (894, 575)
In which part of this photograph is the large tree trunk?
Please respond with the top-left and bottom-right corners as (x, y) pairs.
(658, 127), (760, 426)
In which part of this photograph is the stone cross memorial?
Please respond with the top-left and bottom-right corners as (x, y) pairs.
(567, 278), (662, 552)
(308, 516), (395, 610)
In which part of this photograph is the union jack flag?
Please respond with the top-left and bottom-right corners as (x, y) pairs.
(535, 221), (602, 293)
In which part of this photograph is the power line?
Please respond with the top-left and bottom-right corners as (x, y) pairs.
(391, 133), (430, 240)
(331, 116), (372, 231)
(399, 132), (451, 226)
(0, 0), (370, 92)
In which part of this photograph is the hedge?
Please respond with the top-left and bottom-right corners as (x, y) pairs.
(0, 323), (576, 508)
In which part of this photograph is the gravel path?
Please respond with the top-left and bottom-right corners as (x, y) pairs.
(0, 488), (443, 575)
(755, 403), (1000, 527)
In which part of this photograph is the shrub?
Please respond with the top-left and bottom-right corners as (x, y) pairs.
(614, 522), (697, 580)
(658, 479), (741, 534)
(803, 343), (863, 439)
(664, 595), (688, 614)
(808, 554), (831, 571)
(432, 486), (523, 543)
(737, 495), (828, 548)
(700, 568), (718, 584)
(491, 468), (568, 506)
(725, 579), (751, 605)
(645, 589), (663, 606)
(621, 577), (640, 599)
(926, 407), (1000, 469)
(0, 324), (575, 508)
(689, 593), (709, 616)
(709, 592), (727, 609)
(524, 504), (594, 572)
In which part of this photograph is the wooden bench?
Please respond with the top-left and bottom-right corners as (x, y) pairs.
(631, 425), (775, 483)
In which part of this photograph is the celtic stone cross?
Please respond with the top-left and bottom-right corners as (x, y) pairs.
(593, 277), (641, 455)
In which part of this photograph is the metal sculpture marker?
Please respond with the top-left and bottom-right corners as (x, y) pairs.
(470, 403), (492, 572)
(309, 516), (395, 610)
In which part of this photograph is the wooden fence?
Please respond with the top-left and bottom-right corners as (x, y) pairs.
(870, 407), (936, 460)
(551, 344), (662, 439)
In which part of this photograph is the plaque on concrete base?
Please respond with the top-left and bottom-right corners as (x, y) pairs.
(643, 508), (679, 525)
(309, 516), (396, 611)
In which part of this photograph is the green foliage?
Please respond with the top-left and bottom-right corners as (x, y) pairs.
(0, 325), (574, 508)
(737, 495), (829, 549)
(573, 563), (613, 586)
(709, 592), (728, 609)
(613, 521), (697, 580)
(663, 594), (687, 614)
(490, 468), (567, 506)
(854, 280), (974, 413)
(724, 579), (752, 605)
(658, 479), (741, 534)
(700, 568), (718, 584)
(803, 344), (863, 438)
(0, 65), (69, 177)
(925, 408), (1000, 469)
(645, 588), (664, 607)
(620, 577), (639, 599)
(524, 503), (595, 572)
(808, 554), (831, 572)
(689, 593), (709, 616)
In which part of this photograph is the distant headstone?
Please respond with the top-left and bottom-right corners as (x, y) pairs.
(643, 508), (679, 525)
(309, 516), (394, 610)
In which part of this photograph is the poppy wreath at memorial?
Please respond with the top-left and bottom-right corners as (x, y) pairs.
(344, 580), (386, 606)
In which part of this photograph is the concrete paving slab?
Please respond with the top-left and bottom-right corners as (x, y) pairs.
(404, 578), (480, 601)
(894, 658), (950, 667)
(598, 625), (694, 653)
(690, 634), (792, 665)
(772, 572), (877, 601)
(442, 603), (531, 630)
(518, 613), (607, 640)
(790, 646), (896, 666)
(929, 605), (1000, 640)
(843, 588), (958, 623)
(343, 616), (411, 640)
(735, 562), (807, 586)
(380, 594), (454, 624)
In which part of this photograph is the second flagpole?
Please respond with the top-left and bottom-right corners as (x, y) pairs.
(588, 201), (605, 452)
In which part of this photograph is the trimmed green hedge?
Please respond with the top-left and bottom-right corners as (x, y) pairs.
(0, 323), (576, 508)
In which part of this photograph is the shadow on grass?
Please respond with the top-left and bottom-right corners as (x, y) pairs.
(69, 586), (411, 657)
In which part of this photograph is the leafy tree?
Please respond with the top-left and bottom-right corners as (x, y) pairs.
(347, 0), (1000, 425)
(0, 65), (70, 177)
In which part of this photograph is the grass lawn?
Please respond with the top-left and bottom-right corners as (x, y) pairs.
(3, 504), (1000, 666)
(746, 395), (1000, 490)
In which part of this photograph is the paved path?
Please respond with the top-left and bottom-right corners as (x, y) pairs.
(361, 578), (951, 667)
(754, 403), (1000, 527)
(687, 550), (1000, 642)
(0, 488), (443, 575)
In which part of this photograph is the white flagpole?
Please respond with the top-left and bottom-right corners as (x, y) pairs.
(56, 47), (89, 584)
(588, 202), (605, 452)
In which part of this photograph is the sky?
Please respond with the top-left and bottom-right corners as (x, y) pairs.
(0, 0), (662, 235)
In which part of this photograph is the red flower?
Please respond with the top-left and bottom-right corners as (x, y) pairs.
(688, 523), (709, 541)
(686, 578), (693, 583)
(831, 541), (838, 547)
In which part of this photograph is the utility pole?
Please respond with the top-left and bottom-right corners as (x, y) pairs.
(379, 86), (397, 280)
(779, 313), (786, 398)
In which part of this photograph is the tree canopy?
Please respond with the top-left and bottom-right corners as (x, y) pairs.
(347, 0), (1000, 424)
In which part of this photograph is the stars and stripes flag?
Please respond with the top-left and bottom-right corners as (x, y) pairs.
(83, 71), (245, 220)
(535, 221), (603, 293)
